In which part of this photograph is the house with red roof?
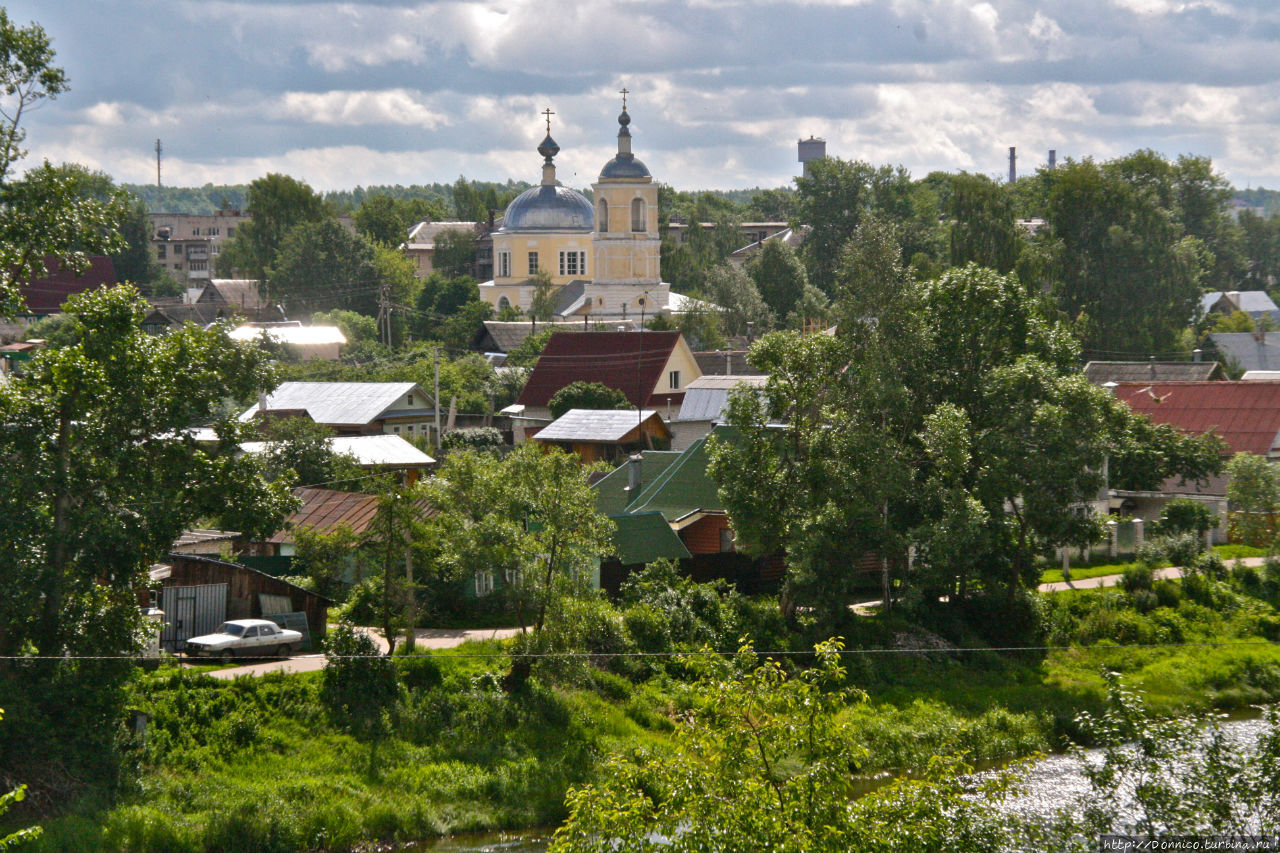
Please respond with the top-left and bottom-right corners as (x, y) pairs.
(507, 331), (701, 441)
(1110, 381), (1280, 538)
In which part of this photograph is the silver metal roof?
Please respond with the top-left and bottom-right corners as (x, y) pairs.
(536, 408), (661, 443)
(599, 153), (650, 180)
(498, 184), (593, 232)
(676, 375), (768, 422)
(239, 381), (429, 426)
(240, 434), (434, 468)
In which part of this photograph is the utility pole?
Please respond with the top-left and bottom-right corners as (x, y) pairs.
(433, 347), (441, 450)
(402, 470), (415, 652)
(376, 283), (391, 347)
(155, 139), (163, 204)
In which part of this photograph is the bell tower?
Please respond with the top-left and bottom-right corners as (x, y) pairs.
(591, 90), (660, 289)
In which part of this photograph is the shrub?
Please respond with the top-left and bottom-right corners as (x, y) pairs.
(396, 653), (443, 692)
(1158, 498), (1218, 536)
(1153, 579), (1182, 609)
(1121, 564), (1154, 594)
(1163, 532), (1203, 569)
(440, 427), (503, 453)
(1129, 589), (1159, 614)
(321, 623), (398, 739)
(1193, 550), (1228, 581)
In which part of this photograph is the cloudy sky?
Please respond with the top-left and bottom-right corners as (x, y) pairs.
(7, 0), (1279, 193)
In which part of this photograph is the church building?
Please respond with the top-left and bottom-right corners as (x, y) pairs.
(478, 97), (672, 321)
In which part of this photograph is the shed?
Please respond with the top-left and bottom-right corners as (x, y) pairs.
(151, 552), (332, 650)
(532, 408), (671, 462)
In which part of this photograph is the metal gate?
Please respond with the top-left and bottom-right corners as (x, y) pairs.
(160, 583), (227, 651)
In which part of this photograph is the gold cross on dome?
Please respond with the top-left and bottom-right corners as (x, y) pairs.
(620, 87), (629, 110)
(542, 107), (554, 133)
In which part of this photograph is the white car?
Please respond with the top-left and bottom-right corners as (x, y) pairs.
(185, 618), (303, 661)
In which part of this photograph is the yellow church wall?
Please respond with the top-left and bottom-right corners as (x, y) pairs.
(492, 232), (592, 286)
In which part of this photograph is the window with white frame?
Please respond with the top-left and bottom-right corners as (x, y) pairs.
(498, 251), (511, 277)
(504, 568), (522, 586)
(668, 370), (680, 389)
(475, 571), (495, 596)
(631, 198), (645, 232)
(528, 251), (538, 274)
(559, 250), (586, 276)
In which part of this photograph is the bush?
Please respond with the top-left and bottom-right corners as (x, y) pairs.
(1130, 589), (1159, 614)
(1163, 532), (1203, 568)
(1193, 550), (1228, 581)
(1121, 564), (1155, 594)
(1158, 498), (1218, 536)
(1153, 579), (1182, 609)
(440, 427), (503, 453)
(396, 653), (443, 692)
(321, 624), (398, 739)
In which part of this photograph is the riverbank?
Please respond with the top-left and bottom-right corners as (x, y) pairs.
(25, 563), (1280, 852)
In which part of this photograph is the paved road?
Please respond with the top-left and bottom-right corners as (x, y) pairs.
(204, 626), (523, 680)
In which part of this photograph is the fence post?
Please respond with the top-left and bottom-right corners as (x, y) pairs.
(1133, 517), (1144, 549)
(1108, 520), (1119, 559)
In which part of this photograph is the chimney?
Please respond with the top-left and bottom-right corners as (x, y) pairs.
(1048, 149), (1057, 170)
(1149, 355), (1156, 380)
(1193, 348), (1202, 363)
(1008, 147), (1017, 183)
(625, 453), (644, 498)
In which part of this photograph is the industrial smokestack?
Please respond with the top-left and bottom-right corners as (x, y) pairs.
(1048, 149), (1057, 170)
(1008, 146), (1017, 183)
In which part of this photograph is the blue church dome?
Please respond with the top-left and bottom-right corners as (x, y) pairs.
(599, 152), (651, 180)
(499, 184), (594, 232)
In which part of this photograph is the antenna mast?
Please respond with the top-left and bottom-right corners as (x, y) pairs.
(155, 138), (163, 202)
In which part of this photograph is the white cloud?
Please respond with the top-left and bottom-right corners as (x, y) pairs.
(277, 89), (449, 128)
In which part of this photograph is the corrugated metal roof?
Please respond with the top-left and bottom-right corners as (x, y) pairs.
(480, 320), (589, 352)
(1112, 381), (1280, 456)
(624, 425), (736, 521)
(677, 375), (768, 422)
(1209, 333), (1280, 372)
(535, 409), (664, 443)
(517, 331), (687, 408)
(239, 381), (429, 426)
(1082, 361), (1223, 384)
(240, 434), (434, 468)
(593, 451), (682, 516)
(269, 487), (437, 545)
(610, 511), (692, 565)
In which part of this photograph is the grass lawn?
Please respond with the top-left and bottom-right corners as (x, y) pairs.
(1039, 561), (1153, 585)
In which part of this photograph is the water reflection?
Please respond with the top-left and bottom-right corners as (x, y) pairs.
(403, 830), (550, 852)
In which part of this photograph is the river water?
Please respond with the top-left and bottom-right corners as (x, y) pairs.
(404, 715), (1272, 852)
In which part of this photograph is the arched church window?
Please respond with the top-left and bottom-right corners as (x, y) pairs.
(498, 296), (510, 311)
(598, 200), (609, 233)
(631, 198), (645, 232)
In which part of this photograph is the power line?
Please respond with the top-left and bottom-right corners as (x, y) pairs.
(4, 639), (1277, 662)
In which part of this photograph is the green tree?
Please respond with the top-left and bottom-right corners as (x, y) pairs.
(430, 228), (478, 279)
(216, 173), (327, 283)
(292, 524), (366, 601)
(268, 219), (379, 317)
(0, 286), (296, 788)
(747, 239), (808, 320)
(548, 381), (633, 419)
(1039, 155), (1207, 357)
(311, 308), (379, 344)
(1237, 208), (1280, 288)
(705, 264), (772, 338)
(1226, 451), (1279, 546)
(256, 415), (363, 488)
(948, 172), (1022, 273)
(354, 194), (451, 247)
(793, 157), (916, 296)
(423, 444), (614, 690)
(529, 269), (559, 322)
